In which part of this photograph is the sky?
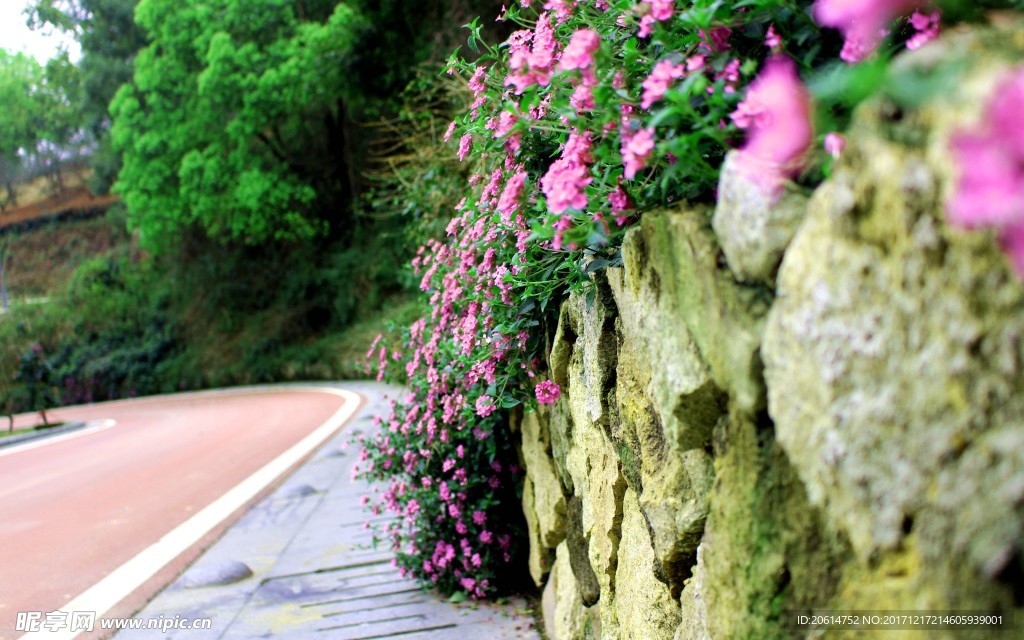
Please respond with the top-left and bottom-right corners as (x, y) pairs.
(0, 0), (80, 62)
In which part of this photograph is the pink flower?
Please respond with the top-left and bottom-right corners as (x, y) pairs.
(715, 59), (741, 94)
(475, 395), (497, 417)
(443, 121), (457, 143)
(765, 24), (782, 49)
(504, 15), (559, 93)
(570, 82), (595, 111)
(906, 10), (940, 51)
(635, 0), (674, 38)
(497, 170), (528, 218)
(952, 134), (1024, 233)
(699, 26), (733, 53)
(541, 160), (591, 214)
(469, 66), (487, 95)
(544, 0), (573, 22)
(637, 14), (656, 39)
(641, 60), (685, 109)
(649, 0), (674, 20)
(458, 134), (472, 161)
(541, 133), (593, 215)
(621, 127), (655, 180)
(608, 185), (632, 212)
(560, 29), (600, 70)
(535, 380), (561, 405)
(813, 0), (928, 63)
(947, 69), (1024, 276)
(529, 12), (557, 70)
(999, 222), (1024, 276)
(824, 132), (847, 159)
(730, 56), (813, 197)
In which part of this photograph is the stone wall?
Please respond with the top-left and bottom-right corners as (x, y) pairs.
(518, 21), (1024, 640)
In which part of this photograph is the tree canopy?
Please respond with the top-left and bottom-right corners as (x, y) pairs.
(109, 0), (373, 249)
(29, 1), (147, 193)
(0, 50), (43, 205)
(0, 48), (85, 206)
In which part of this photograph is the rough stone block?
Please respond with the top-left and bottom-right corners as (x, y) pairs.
(674, 543), (710, 640)
(543, 543), (591, 640)
(614, 209), (771, 415)
(762, 26), (1024, 575)
(712, 151), (808, 285)
(614, 488), (682, 640)
(520, 409), (567, 549)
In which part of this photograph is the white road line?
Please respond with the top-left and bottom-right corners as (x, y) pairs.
(0, 420), (117, 459)
(17, 385), (363, 640)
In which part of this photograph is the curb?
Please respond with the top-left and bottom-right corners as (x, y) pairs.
(0, 421), (87, 449)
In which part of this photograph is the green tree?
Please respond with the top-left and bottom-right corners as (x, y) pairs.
(109, 0), (371, 249)
(0, 50), (43, 209)
(33, 53), (86, 197)
(30, 1), (148, 193)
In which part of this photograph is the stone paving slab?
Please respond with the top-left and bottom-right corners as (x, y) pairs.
(118, 382), (540, 640)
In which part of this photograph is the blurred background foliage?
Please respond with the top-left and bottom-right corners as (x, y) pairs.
(0, 0), (506, 418)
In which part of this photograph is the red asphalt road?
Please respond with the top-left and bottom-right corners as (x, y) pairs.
(0, 388), (353, 640)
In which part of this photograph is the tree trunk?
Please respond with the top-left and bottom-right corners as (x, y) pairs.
(0, 244), (8, 312)
(3, 179), (17, 209)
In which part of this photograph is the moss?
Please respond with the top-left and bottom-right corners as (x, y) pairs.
(703, 408), (852, 639)
(625, 208), (772, 415)
(613, 440), (642, 494)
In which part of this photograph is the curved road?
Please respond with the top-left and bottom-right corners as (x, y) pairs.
(0, 387), (359, 640)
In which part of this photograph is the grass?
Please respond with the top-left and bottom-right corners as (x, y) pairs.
(5, 168), (91, 209)
(1, 213), (131, 298)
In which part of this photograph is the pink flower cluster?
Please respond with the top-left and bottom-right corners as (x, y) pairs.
(364, 0), (971, 600)
(948, 68), (1024, 276)
(812, 0), (937, 63)
(358, 173), (543, 593)
(641, 60), (685, 109)
(906, 10), (940, 51)
(541, 131), (594, 217)
(636, 0), (675, 38)
(730, 56), (813, 198)
(621, 126), (655, 180)
(559, 29), (600, 71)
(535, 380), (561, 404)
(505, 13), (560, 93)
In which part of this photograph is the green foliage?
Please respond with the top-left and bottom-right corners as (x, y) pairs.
(29, 0), (149, 193)
(0, 218), (412, 415)
(359, 66), (476, 247)
(0, 47), (86, 204)
(110, 0), (369, 248)
(0, 50), (44, 205)
(0, 253), (176, 413)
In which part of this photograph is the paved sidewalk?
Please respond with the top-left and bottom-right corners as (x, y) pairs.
(118, 382), (540, 640)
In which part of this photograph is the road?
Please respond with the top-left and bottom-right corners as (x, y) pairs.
(0, 387), (359, 640)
